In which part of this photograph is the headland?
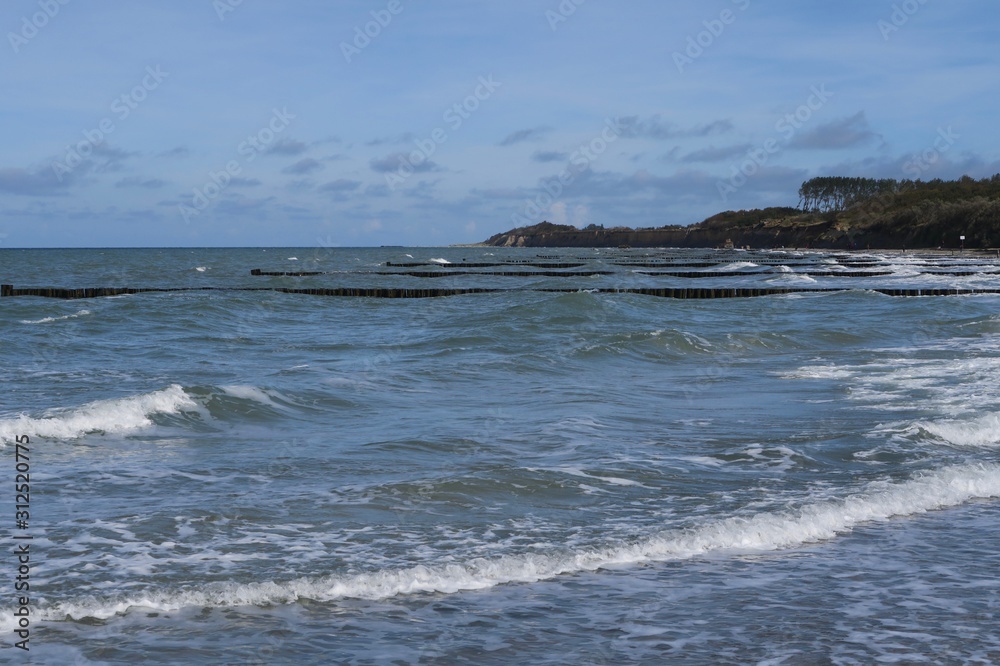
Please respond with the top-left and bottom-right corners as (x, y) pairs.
(479, 175), (1000, 250)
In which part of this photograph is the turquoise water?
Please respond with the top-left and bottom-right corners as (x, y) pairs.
(2, 247), (1000, 664)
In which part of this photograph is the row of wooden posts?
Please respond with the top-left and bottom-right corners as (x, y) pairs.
(3, 284), (999, 300)
(253, 269), (901, 278)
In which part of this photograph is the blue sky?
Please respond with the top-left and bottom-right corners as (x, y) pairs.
(1, 0), (998, 247)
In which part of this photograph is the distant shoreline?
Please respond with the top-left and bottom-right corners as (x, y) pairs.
(476, 221), (999, 253)
(478, 176), (1000, 251)
(455, 241), (1000, 256)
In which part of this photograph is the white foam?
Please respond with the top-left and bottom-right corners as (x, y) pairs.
(678, 455), (726, 468)
(781, 365), (853, 380)
(915, 413), (1000, 449)
(0, 385), (198, 445)
(19, 309), (91, 325)
(219, 385), (294, 412)
(710, 261), (759, 272)
(549, 466), (648, 488)
(429, 258), (451, 265)
(220, 384), (278, 404)
(194, 266), (207, 272)
(14, 462), (998, 627)
(769, 273), (817, 284)
(787, 348), (1000, 414)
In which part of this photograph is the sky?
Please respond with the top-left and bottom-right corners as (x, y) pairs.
(1, 0), (998, 248)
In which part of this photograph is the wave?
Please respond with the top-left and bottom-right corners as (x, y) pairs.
(566, 325), (724, 361)
(767, 273), (817, 284)
(13, 462), (999, 627)
(0, 384), (307, 445)
(708, 261), (759, 272)
(19, 309), (91, 325)
(914, 413), (1000, 449)
(0, 385), (199, 444)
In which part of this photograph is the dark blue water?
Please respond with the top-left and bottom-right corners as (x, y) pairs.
(2, 247), (999, 664)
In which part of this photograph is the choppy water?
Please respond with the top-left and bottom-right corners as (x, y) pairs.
(2, 247), (1000, 664)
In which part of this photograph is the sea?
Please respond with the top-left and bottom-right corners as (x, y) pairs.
(1, 246), (999, 665)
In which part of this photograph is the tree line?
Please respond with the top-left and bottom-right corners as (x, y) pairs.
(798, 177), (899, 212)
(798, 174), (1000, 213)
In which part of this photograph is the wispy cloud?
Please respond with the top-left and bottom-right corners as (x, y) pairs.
(229, 177), (262, 188)
(157, 146), (189, 159)
(370, 152), (441, 174)
(84, 143), (140, 174)
(681, 144), (754, 163)
(789, 112), (880, 150)
(0, 166), (74, 196)
(532, 150), (569, 163)
(265, 138), (308, 156)
(115, 177), (167, 189)
(282, 158), (324, 175)
(365, 184), (391, 198)
(500, 126), (551, 147)
(319, 179), (362, 193)
(402, 179), (441, 200)
(692, 120), (734, 137)
(366, 133), (416, 147)
(618, 116), (734, 141)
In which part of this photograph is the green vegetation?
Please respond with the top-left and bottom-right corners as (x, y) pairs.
(697, 207), (802, 229)
(798, 177), (899, 212)
(799, 174), (1000, 212)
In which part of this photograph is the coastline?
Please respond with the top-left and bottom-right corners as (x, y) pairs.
(477, 218), (1000, 253)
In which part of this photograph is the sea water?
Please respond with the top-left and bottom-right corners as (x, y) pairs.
(1, 247), (999, 664)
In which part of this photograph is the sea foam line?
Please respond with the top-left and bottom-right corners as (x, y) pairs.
(11, 462), (1000, 627)
(0, 385), (198, 445)
(19, 309), (91, 324)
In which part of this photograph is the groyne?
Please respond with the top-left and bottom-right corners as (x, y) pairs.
(3, 284), (999, 300)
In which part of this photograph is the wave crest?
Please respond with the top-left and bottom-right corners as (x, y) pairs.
(0, 385), (198, 444)
(10, 462), (998, 627)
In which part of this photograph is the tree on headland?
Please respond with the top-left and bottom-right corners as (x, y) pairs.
(798, 177), (900, 212)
